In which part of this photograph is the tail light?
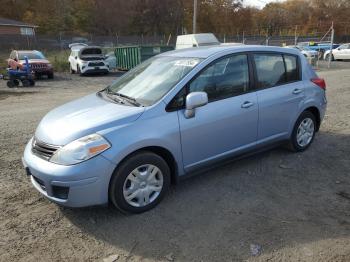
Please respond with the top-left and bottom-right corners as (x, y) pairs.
(311, 78), (326, 90)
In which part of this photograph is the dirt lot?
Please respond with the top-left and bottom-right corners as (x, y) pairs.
(0, 66), (350, 262)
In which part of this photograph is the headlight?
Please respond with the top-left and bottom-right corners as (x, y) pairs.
(50, 134), (111, 165)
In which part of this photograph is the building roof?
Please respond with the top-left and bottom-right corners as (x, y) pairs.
(0, 17), (37, 28)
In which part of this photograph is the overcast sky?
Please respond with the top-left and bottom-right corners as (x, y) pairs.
(244, 0), (285, 9)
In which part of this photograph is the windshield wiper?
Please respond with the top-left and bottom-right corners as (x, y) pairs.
(104, 86), (142, 107)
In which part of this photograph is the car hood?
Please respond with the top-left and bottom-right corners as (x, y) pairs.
(35, 93), (145, 145)
(20, 59), (50, 64)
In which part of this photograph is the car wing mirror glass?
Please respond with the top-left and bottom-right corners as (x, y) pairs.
(184, 91), (208, 119)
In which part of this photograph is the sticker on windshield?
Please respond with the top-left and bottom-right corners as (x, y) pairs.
(174, 59), (200, 67)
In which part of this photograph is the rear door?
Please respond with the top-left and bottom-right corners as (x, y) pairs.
(253, 53), (304, 145)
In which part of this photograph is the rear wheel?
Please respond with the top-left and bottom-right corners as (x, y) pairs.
(325, 53), (334, 61)
(288, 111), (316, 152)
(109, 151), (171, 214)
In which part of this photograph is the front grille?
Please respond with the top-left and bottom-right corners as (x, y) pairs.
(30, 63), (47, 69)
(88, 62), (104, 67)
(31, 138), (60, 160)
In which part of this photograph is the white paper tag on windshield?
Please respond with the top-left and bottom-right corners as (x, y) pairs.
(174, 59), (200, 67)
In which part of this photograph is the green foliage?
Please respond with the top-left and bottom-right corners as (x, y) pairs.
(45, 51), (70, 72)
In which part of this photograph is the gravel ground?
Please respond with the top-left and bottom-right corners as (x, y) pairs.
(0, 67), (350, 262)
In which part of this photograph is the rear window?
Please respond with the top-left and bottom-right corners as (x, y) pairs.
(253, 53), (300, 89)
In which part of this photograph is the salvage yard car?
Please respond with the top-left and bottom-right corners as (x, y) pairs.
(23, 45), (327, 213)
(68, 44), (109, 75)
(324, 43), (350, 61)
(9, 50), (54, 79)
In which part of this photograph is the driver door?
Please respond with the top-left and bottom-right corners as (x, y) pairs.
(177, 54), (258, 172)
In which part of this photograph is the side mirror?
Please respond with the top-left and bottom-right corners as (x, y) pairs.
(75, 56), (78, 59)
(184, 92), (208, 119)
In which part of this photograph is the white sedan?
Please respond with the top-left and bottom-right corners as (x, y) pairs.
(324, 43), (350, 60)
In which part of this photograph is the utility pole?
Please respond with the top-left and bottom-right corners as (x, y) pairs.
(193, 0), (198, 34)
(328, 22), (335, 69)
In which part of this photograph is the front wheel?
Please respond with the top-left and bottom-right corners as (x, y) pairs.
(109, 151), (171, 214)
(288, 111), (316, 152)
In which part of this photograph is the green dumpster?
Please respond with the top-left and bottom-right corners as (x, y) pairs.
(115, 45), (174, 70)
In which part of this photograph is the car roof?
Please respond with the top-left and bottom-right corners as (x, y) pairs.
(160, 45), (300, 58)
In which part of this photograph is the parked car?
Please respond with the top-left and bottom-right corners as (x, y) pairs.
(176, 33), (220, 49)
(285, 45), (318, 58)
(23, 45), (327, 213)
(9, 50), (54, 79)
(297, 41), (340, 59)
(68, 45), (109, 75)
(324, 43), (350, 60)
(104, 51), (117, 70)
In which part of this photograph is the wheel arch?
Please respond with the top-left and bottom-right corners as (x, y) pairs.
(111, 146), (179, 186)
(304, 106), (321, 131)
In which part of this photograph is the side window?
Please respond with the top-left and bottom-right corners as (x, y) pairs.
(284, 55), (299, 82)
(254, 54), (286, 89)
(189, 54), (250, 102)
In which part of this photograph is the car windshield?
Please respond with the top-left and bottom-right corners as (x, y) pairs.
(18, 52), (45, 60)
(107, 56), (202, 106)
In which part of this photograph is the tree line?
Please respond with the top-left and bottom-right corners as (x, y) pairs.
(1, 0), (350, 37)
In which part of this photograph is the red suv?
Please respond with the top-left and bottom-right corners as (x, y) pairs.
(9, 50), (54, 79)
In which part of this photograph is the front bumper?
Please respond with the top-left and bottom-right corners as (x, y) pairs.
(23, 139), (116, 207)
(81, 66), (109, 75)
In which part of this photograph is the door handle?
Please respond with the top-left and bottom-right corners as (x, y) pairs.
(293, 88), (303, 94)
(241, 101), (254, 108)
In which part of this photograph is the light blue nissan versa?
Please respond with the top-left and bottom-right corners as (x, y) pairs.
(23, 45), (327, 213)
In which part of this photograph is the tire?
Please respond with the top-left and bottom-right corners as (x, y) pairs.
(22, 79), (30, 87)
(288, 111), (317, 152)
(7, 80), (15, 88)
(77, 66), (82, 75)
(70, 67), (75, 74)
(325, 54), (334, 61)
(13, 79), (20, 86)
(109, 151), (171, 214)
(48, 72), (54, 79)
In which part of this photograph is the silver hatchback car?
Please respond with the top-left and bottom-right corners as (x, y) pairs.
(23, 45), (327, 213)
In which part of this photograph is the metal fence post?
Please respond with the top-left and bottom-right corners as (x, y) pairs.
(328, 22), (335, 69)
